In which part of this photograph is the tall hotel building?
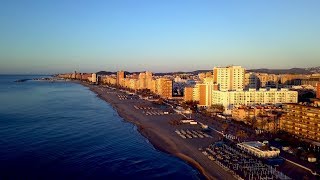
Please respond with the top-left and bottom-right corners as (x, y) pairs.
(117, 71), (125, 86)
(213, 66), (245, 91)
(156, 78), (173, 99)
(184, 86), (194, 102)
(184, 65), (298, 114)
(138, 72), (146, 89)
(91, 73), (97, 83)
(193, 77), (218, 106)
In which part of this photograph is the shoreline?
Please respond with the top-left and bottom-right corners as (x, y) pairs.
(81, 82), (235, 180)
(96, 86), (212, 179)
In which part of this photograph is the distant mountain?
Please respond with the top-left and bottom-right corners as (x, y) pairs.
(96, 70), (212, 76)
(96, 71), (115, 75)
(248, 67), (320, 74)
(96, 71), (144, 75)
(154, 70), (211, 76)
(96, 66), (320, 76)
(305, 66), (320, 73)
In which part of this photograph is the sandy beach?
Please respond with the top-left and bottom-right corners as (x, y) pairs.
(81, 82), (236, 180)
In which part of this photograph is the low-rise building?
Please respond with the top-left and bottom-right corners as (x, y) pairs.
(232, 105), (280, 132)
(302, 75), (320, 87)
(237, 141), (280, 158)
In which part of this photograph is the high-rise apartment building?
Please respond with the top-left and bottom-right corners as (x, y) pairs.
(156, 78), (173, 99)
(213, 66), (245, 91)
(145, 71), (152, 79)
(256, 73), (278, 88)
(280, 104), (320, 142)
(184, 87), (194, 102)
(184, 66), (298, 114)
(137, 71), (153, 90)
(149, 79), (156, 93)
(129, 79), (139, 90)
(117, 71), (125, 86)
(138, 72), (146, 89)
(244, 72), (259, 89)
(91, 73), (97, 83)
(195, 77), (218, 106)
(145, 71), (153, 90)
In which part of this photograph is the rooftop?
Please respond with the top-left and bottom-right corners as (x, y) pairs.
(239, 141), (280, 152)
(284, 102), (320, 109)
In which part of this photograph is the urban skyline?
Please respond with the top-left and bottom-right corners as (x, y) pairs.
(1, 1), (320, 179)
(1, 0), (320, 74)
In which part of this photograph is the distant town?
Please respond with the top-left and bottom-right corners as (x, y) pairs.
(57, 65), (320, 179)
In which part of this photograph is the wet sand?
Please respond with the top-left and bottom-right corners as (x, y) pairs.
(82, 82), (235, 180)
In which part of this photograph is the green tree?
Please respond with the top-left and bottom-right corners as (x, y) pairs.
(184, 100), (199, 111)
(236, 130), (248, 141)
(210, 104), (225, 113)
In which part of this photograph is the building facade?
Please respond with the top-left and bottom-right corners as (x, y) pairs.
(184, 86), (194, 102)
(317, 82), (320, 99)
(213, 66), (245, 91)
(212, 88), (298, 114)
(91, 73), (97, 83)
(280, 104), (320, 142)
(138, 72), (146, 89)
(155, 78), (173, 99)
(302, 75), (320, 87)
(245, 72), (259, 89)
(116, 71), (125, 85)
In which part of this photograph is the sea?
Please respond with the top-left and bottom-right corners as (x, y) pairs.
(0, 75), (202, 179)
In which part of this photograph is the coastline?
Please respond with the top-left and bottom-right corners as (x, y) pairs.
(81, 82), (235, 180)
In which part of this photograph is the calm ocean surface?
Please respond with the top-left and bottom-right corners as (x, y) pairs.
(0, 75), (201, 179)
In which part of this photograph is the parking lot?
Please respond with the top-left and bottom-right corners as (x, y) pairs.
(175, 129), (212, 139)
(134, 105), (156, 110)
(117, 94), (129, 100)
(134, 105), (170, 116)
(200, 142), (291, 180)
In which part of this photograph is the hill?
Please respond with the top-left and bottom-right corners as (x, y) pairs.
(96, 66), (320, 76)
(248, 67), (320, 74)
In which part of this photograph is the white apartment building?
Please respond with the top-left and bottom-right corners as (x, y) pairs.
(184, 66), (298, 114)
(213, 66), (245, 91)
(190, 78), (219, 106)
(192, 84), (200, 102)
(212, 88), (298, 114)
(91, 73), (97, 83)
(138, 72), (146, 89)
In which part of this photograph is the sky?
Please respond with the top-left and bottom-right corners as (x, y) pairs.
(0, 0), (319, 74)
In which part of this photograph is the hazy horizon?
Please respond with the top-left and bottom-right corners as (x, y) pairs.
(2, 65), (320, 75)
(1, 0), (319, 74)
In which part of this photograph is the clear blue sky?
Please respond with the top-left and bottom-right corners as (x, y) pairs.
(0, 0), (319, 74)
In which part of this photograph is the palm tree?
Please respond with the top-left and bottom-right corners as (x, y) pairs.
(236, 130), (248, 142)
